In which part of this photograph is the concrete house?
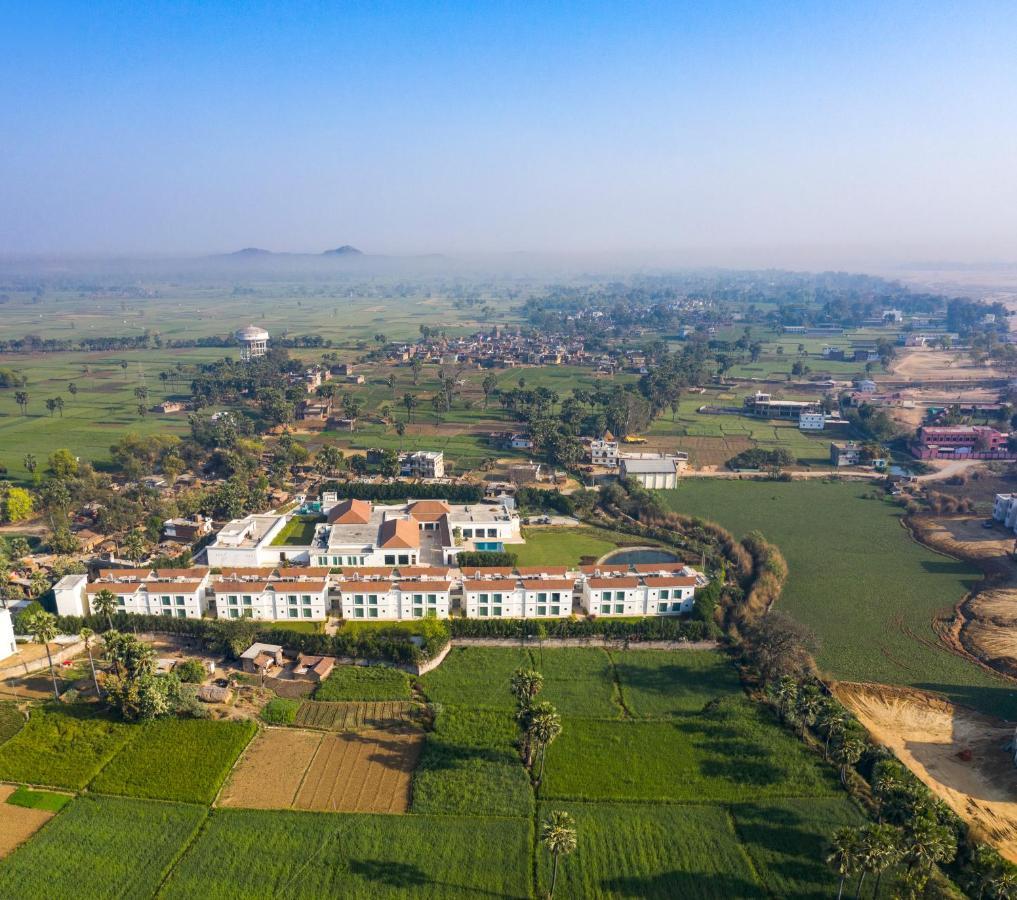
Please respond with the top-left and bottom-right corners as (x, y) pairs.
(462, 578), (525, 618)
(520, 579), (575, 617)
(620, 457), (679, 490)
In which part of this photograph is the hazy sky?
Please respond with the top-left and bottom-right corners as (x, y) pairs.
(2, 1), (1016, 264)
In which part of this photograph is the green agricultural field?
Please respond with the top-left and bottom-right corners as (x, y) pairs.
(0, 705), (132, 789)
(541, 700), (839, 803)
(5, 786), (73, 812)
(534, 801), (762, 899)
(420, 646), (531, 710)
(260, 696), (301, 725)
(89, 718), (256, 804)
(0, 348), (233, 481)
(0, 701), (23, 744)
(731, 799), (868, 899)
(612, 648), (745, 717)
(0, 795), (207, 899)
(529, 647), (621, 717)
(161, 808), (533, 899)
(314, 664), (413, 701)
(411, 707), (534, 818)
(660, 480), (1017, 718)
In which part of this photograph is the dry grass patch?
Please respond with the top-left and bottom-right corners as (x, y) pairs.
(0, 784), (55, 858)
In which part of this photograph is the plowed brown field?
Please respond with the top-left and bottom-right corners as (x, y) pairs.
(0, 784), (55, 857)
(294, 729), (423, 814)
(218, 728), (322, 810)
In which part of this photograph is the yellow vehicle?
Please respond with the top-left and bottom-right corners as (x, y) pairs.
(622, 435), (647, 444)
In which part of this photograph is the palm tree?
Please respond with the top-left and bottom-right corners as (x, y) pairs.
(793, 682), (823, 739)
(988, 870), (1017, 899)
(402, 393), (418, 422)
(80, 627), (102, 697)
(23, 453), (37, 474)
(541, 810), (577, 899)
(530, 705), (562, 784)
(767, 674), (798, 723)
(856, 823), (901, 899)
(92, 588), (117, 630)
(816, 704), (847, 759)
(830, 735), (864, 787)
(902, 815), (957, 886)
(14, 390), (28, 415)
(123, 529), (146, 564)
(510, 668), (544, 707)
(23, 609), (60, 699)
(827, 827), (863, 900)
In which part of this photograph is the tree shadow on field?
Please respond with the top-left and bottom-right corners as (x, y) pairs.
(350, 858), (522, 898)
(338, 730), (424, 773)
(600, 870), (764, 899)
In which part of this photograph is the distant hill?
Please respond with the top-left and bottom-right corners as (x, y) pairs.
(322, 245), (363, 257)
(228, 247), (274, 257)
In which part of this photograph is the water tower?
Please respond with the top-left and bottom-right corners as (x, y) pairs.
(235, 324), (269, 361)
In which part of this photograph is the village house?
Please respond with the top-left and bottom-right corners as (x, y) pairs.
(588, 431), (619, 467)
(240, 642), (285, 674)
(162, 516), (212, 543)
(911, 425), (1017, 460)
(399, 450), (445, 479)
(293, 653), (337, 682)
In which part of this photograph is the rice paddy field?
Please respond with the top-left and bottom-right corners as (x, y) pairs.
(661, 480), (1017, 718)
(0, 647), (869, 897)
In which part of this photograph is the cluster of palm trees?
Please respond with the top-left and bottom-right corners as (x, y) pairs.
(510, 668), (562, 787)
(767, 675), (865, 786)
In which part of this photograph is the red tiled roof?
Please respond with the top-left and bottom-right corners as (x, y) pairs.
(216, 580), (270, 592)
(86, 582), (143, 595)
(97, 568), (153, 580)
(460, 566), (515, 577)
(339, 582), (394, 593)
(463, 579), (519, 593)
(378, 519), (420, 549)
(335, 567), (395, 580)
(408, 500), (452, 521)
(396, 566), (451, 578)
(643, 576), (697, 587)
(587, 577), (639, 589)
(328, 498), (373, 525)
(394, 582), (451, 593)
(269, 580), (328, 593)
(515, 566), (569, 576)
(632, 563), (687, 574)
(520, 579), (576, 591)
(579, 565), (632, 575)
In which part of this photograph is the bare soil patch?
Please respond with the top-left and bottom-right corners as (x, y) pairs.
(889, 349), (1005, 382)
(294, 729), (423, 813)
(218, 728), (322, 809)
(912, 517), (1017, 677)
(835, 682), (1017, 861)
(0, 784), (55, 857)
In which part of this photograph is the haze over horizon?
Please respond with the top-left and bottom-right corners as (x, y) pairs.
(2, 1), (1016, 268)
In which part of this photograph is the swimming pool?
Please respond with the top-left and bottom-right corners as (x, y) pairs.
(474, 541), (505, 552)
(599, 547), (680, 565)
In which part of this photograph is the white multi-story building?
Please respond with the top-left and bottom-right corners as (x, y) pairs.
(520, 579), (575, 617)
(579, 568), (703, 616)
(993, 493), (1017, 532)
(798, 412), (826, 431)
(641, 575), (698, 615)
(400, 450), (445, 478)
(337, 580), (453, 620)
(462, 579), (526, 618)
(0, 608), (16, 662)
(56, 568), (212, 619)
(215, 577), (329, 621)
(589, 431), (619, 467)
(581, 577), (644, 616)
(210, 498), (521, 569)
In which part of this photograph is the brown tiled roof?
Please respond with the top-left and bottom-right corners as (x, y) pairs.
(218, 567), (278, 579)
(97, 568), (153, 580)
(339, 582), (394, 593)
(335, 567), (395, 580)
(278, 566), (332, 578)
(328, 498), (373, 525)
(147, 581), (204, 593)
(395, 582), (451, 593)
(378, 519), (419, 549)
(579, 565), (632, 575)
(520, 579), (576, 591)
(216, 580), (270, 592)
(463, 579), (519, 592)
(86, 582), (143, 595)
(269, 580), (328, 593)
(643, 576), (697, 587)
(396, 566), (450, 578)
(515, 566), (569, 577)
(460, 566), (515, 577)
(153, 567), (208, 579)
(633, 563), (687, 574)
(408, 500), (452, 521)
(587, 577), (639, 589)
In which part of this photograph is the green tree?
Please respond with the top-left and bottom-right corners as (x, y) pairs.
(827, 827), (862, 900)
(23, 453), (37, 474)
(92, 588), (118, 631)
(510, 668), (544, 706)
(14, 390), (29, 415)
(47, 448), (78, 478)
(123, 529), (147, 563)
(410, 356), (423, 385)
(482, 373), (498, 408)
(315, 445), (346, 478)
(2, 487), (33, 523)
(529, 703), (562, 784)
(901, 815), (957, 892)
(23, 609), (60, 699)
(68, 382), (78, 397)
(830, 734), (864, 787)
(402, 393), (418, 422)
(541, 810), (577, 899)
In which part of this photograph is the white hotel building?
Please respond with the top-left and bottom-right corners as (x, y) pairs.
(54, 568), (212, 619)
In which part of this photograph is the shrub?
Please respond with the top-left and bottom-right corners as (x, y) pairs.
(260, 697), (300, 725)
(174, 659), (207, 684)
(454, 550), (518, 568)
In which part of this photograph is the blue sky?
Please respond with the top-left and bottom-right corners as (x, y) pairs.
(1, 1), (1015, 262)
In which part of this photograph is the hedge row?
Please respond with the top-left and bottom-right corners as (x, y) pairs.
(448, 615), (718, 642)
(319, 481), (485, 503)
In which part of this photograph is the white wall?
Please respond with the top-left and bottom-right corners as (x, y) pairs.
(0, 609), (17, 662)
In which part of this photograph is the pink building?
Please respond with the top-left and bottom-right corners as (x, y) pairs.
(911, 425), (1017, 460)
